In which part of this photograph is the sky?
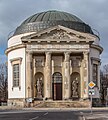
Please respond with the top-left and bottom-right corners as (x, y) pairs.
(0, 0), (108, 66)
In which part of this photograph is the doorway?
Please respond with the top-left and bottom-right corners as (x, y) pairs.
(52, 72), (62, 100)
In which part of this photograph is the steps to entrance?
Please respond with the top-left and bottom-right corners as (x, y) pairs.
(33, 100), (90, 108)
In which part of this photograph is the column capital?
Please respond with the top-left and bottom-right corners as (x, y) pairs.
(83, 51), (89, 56)
(64, 52), (71, 55)
(64, 52), (70, 62)
(45, 51), (52, 55)
(26, 50), (33, 54)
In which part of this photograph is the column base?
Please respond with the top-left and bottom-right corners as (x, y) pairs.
(44, 97), (53, 101)
(46, 98), (53, 101)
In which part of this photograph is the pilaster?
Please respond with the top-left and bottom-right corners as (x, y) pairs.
(63, 52), (70, 99)
(83, 51), (89, 99)
(44, 52), (52, 99)
(26, 52), (33, 98)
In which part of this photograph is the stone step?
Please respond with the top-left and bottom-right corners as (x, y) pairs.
(33, 100), (90, 108)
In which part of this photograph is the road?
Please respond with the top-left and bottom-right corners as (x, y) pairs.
(0, 109), (108, 120)
(0, 110), (81, 120)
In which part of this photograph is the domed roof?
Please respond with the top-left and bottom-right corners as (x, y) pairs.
(14, 10), (93, 35)
(22, 10), (83, 24)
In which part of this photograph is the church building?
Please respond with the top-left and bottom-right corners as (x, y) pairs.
(5, 10), (103, 107)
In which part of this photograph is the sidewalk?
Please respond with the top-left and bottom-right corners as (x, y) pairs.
(1, 106), (108, 111)
(82, 112), (108, 120)
(23, 107), (108, 111)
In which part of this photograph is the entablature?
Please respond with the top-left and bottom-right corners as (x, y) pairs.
(26, 44), (90, 53)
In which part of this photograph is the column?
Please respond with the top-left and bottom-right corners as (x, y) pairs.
(45, 52), (52, 99)
(83, 51), (89, 99)
(26, 52), (33, 98)
(64, 52), (70, 100)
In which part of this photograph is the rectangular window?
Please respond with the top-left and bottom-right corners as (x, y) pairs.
(13, 64), (19, 87)
(93, 64), (98, 85)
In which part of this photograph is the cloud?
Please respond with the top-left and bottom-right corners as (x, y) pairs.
(0, 0), (108, 65)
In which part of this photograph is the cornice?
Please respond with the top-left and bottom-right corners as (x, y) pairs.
(90, 44), (103, 54)
(5, 44), (26, 55)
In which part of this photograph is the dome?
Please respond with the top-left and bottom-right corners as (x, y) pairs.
(22, 10), (83, 24)
(14, 10), (93, 35)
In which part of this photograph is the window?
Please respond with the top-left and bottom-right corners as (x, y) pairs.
(52, 72), (62, 83)
(10, 57), (22, 90)
(93, 64), (98, 85)
(13, 64), (19, 87)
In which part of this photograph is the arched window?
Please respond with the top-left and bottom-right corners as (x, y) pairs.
(52, 72), (62, 83)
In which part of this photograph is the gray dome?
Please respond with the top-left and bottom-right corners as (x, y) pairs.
(14, 10), (93, 35)
(22, 10), (83, 24)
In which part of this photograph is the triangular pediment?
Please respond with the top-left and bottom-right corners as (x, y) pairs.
(21, 25), (96, 43)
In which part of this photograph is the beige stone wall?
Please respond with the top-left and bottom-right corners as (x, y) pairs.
(8, 98), (25, 107)
(32, 53), (88, 100)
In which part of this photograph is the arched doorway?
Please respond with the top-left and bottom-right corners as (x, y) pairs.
(35, 72), (44, 99)
(71, 72), (80, 100)
(52, 72), (62, 100)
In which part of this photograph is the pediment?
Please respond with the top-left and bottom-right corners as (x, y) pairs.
(21, 25), (96, 42)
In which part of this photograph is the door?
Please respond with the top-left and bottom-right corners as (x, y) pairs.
(52, 72), (62, 100)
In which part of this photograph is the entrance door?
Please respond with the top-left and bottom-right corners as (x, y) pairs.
(52, 72), (62, 100)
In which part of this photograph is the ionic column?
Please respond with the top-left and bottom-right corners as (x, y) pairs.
(45, 52), (52, 99)
(26, 52), (33, 98)
(83, 52), (89, 99)
(64, 52), (70, 100)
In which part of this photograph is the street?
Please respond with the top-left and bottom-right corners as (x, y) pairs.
(0, 109), (108, 120)
(0, 110), (80, 120)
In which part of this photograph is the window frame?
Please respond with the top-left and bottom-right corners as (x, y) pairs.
(10, 57), (22, 90)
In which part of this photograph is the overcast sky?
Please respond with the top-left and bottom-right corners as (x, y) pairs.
(0, 0), (108, 66)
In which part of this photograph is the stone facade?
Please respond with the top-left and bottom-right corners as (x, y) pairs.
(6, 24), (103, 107)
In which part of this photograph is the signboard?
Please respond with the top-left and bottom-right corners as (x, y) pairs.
(89, 89), (95, 95)
(26, 98), (32, 103)
(88, 81), (96, 89)
(88, 81), (96, 114)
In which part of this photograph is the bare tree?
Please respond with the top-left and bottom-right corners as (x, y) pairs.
(100, 64), (108, 105)
(0, 62), (8, 101)
(103, 64), (108, 73)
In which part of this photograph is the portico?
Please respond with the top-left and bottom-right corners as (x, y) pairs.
(24, 31), (91, 101)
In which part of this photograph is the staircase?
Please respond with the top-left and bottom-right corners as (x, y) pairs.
(33, 100), (90, 108)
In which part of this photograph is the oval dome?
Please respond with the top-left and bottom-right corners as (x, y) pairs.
(14, 10), (93, 35)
